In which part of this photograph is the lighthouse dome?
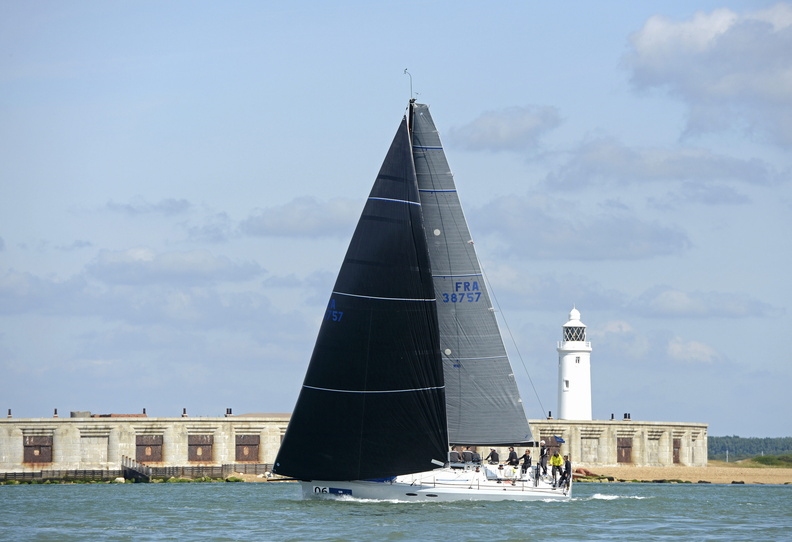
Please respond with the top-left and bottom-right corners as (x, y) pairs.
(563, 307), (585, 328)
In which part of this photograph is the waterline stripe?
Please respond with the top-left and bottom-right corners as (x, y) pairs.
(334, 291), (435, 302)
(304, 384), (445, 394)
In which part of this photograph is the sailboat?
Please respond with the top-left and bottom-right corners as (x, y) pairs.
(273, 100), (570, 501)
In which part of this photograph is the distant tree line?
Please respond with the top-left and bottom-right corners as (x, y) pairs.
(708, 436), (792, 461)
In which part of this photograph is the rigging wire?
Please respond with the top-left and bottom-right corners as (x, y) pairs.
(478, 260), (547, 418)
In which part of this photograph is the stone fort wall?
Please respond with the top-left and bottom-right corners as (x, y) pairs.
(0, 414), (289, 472)
(0, 414), (707, 473)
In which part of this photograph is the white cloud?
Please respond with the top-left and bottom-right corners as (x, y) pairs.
(631, 286), (775, 318)
(87, 248), (263, 285)
(0, 270), (86, 315)
(239, 196), (359, 238)
(448, 105), (562, 152)
(187, 212), (235, 243)
(667, 336), (719, 364)
(472, 194), (689, 260)
(626, 4), (792, 146)
(589, 319), (652, 361)
(546, 136), (781, 190)
(106, 197), (192, 216)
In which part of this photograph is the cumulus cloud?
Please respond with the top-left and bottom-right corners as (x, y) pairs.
(625, 4), (792, 146)
(591, 319), (652, 360)
(106, 197), (192, 216)
(448, 105), (562, 152)
(187, 212), (235, 243)
(667, 336), (720, 364)
(56, 239), (93, 251)
(86, 248), (263, 285)
(546, 136), (781, 190)
(0, 270), (87, 315)
(485, 266), (627, 312)
(239, 196), (359, 238)
(631, 285), (775, 318)
(472, 194), (689, 260)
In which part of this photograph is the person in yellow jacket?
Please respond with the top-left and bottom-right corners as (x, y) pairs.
(549, 451), (564, 485)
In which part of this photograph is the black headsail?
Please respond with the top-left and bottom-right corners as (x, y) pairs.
(273, 110), (448, 481)
(412, 103), (533, 446)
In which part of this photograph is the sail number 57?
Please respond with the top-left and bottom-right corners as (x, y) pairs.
(442, 292), (481, 303)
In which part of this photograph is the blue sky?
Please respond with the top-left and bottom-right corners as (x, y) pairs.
(1, 1), (789, 437)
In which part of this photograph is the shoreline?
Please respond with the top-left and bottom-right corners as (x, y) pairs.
(576, 465), (792, 485)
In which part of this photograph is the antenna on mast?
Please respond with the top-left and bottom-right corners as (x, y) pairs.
(404, 68), (414, 100)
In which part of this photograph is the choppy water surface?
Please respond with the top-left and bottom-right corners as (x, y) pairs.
(1, 481), (789, 541)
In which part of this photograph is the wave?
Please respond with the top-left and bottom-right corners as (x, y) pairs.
(588, 493), (649, 501)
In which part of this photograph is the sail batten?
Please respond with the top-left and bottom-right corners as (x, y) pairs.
(333, 291), (435, 302)
(303, 385), (445, 394)
(368, 196), (421, 205)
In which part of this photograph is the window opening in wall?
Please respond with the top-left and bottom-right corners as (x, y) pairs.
(136, 435), (163, 462)
(188, 435), (214, 462)
(236, 435), (260, 462)
(23, 436), (53, 463)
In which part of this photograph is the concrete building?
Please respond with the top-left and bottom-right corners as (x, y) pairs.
(0, 411), (289, 478)
(0, 412), (707, 478)
(528, 418), (708, 468)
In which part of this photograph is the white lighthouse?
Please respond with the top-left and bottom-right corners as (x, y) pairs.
(557, 307), (592, 420)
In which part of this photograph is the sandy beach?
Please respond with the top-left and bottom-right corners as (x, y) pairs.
(579, 463), (792, 485)
(241, 462), (792, 485)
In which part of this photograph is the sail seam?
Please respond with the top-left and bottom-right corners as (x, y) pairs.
(333, 291), (435, 302)
(303, 385), (444, 394)
(433, 273), (482, 278)
(368, 196), (420, 206)
(413, 145), (442, 150)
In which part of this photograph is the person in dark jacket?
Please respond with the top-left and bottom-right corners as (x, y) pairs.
(539, 440), (548, 475)
(448, 446), (461, 463)
(485, 448), (499, 464)
(471, 449), (481, 464)
(462, 446), (474, 462)
(519, 449), (532, 475)
(505, 446), (519, 466)
(558, 455), (572, 488)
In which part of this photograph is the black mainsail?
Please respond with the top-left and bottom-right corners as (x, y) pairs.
(273, 115), (448, 481)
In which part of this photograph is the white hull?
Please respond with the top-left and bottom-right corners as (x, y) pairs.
(299, 465), (571, 502)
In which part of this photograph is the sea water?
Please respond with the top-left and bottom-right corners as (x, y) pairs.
(1, 481), (789, 541)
